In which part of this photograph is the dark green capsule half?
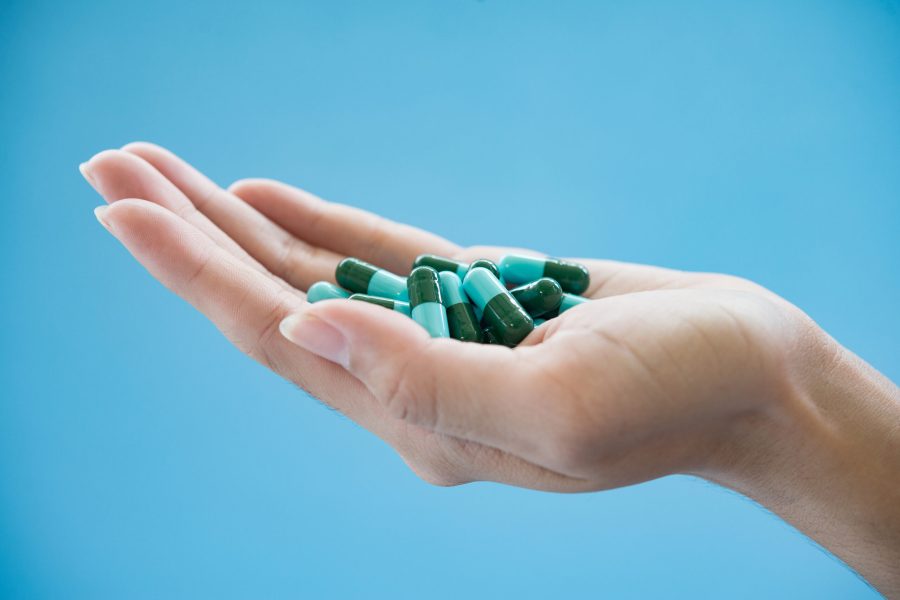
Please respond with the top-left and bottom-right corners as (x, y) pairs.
(482, 296), (533, 347)
(467, 258), (501, 281)
(510, 277), (564, 318)
(336, 257), (375, 293)
(482, 327), (500, 345)
(446, 303), (483, 342)
(407, 266), (442, 307)
(413, 254), (468, 278)
(542, 259), (590, 295)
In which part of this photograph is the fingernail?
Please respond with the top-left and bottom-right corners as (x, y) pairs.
(94, 205), (112, 231)
(280, 313), (349, 367)
(79, 161), (97, 187)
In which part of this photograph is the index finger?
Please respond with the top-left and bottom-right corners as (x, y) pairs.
(229, 178), (460, 275)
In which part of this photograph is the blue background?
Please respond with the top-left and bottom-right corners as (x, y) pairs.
(1, 0), (898, 597)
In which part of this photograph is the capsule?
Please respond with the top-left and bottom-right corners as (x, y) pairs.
(533, 318), (547, 327)
(336, 257), (408, 301)
(509, 277), (563, 318)
(438, 271), (483, 342)
(307, 281), (351, 303)
(463, 267), (533, 347)
(544, 293), (590, 318)
(499, 254), (590, 295)
(466, 259), (501, 281)
(407, 267), (450, 338)
(349, 293), (411, 316)
(413, 254), (468, 278)
(482, 327), (500, 345)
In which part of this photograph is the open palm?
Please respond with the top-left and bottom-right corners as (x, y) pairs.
(84, 143), (805, 492)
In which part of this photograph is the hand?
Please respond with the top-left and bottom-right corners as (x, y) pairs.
(82, 143), (900, 594)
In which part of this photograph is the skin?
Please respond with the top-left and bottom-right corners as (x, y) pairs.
(82, 143), (900, 596)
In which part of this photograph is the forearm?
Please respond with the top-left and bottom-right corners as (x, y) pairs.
(707, 322), (900, 595)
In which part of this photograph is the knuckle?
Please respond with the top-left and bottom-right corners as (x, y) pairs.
(179, 248), (215, 291)
(247, 289), (296, 372)
(378, 353), (438, 429)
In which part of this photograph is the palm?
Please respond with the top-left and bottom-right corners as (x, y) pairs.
(85, 143), (792, 492)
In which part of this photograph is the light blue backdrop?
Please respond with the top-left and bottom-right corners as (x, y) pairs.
(1, 1), (898, 598)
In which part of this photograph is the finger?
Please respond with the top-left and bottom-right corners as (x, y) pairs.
(453, 246), (692, 299)
(95, 199), (382, 412)
(229, 178), (460, 275)
(81, 149), (276, 282)
(122, 142), (341, 290)
(278, 298), (571, 471)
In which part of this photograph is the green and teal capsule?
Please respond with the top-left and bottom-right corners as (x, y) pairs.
(407, 267), (450, 338)
(467, 259), (501, 281)
(349, 293), (411, 316)
(413, 254), (468, 278)
(509, 277), (563, 318)
(463, 267), (533, 347)
(499, 254), (590, 295)
(307, 281), (351, 303)
(336, 257), (408, 301)
(545, 293), (590, 318)
(438, 271), (482, 343)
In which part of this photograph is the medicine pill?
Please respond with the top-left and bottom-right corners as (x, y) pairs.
(413, 254), (468, 278)
(438, 271), (483, 343)
(509, 277), (564, 318)
(467, 258), (501, 281)
(407, 266), (450, 338)
(336, 257), (408, 301)
(499, 254), (590, 295)
(463, 267), (533, 347)
(349, 293), (411, 316)
(331, 255), (590, 343)
(307, 281), (350, 303)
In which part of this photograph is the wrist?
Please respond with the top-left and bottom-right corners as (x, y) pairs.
(702, 311), (900, 593)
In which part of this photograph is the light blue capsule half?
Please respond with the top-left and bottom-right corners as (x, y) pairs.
(367, 270), (409, 301)
(438, 271), (467, 306)
(498, 254), (544, 286)
(558, 293), (589, 313)
(462, 267), (504, 309)
(456, 264), (469, 278)
(393, 301), (411, 317)
(411, 302), (449, 338)
(307, 281), (350, 303)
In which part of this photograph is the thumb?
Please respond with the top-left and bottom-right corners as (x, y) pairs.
(279, 299), (545, 453)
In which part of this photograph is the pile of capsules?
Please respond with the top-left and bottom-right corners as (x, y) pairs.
(306, 254), (591, 347)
